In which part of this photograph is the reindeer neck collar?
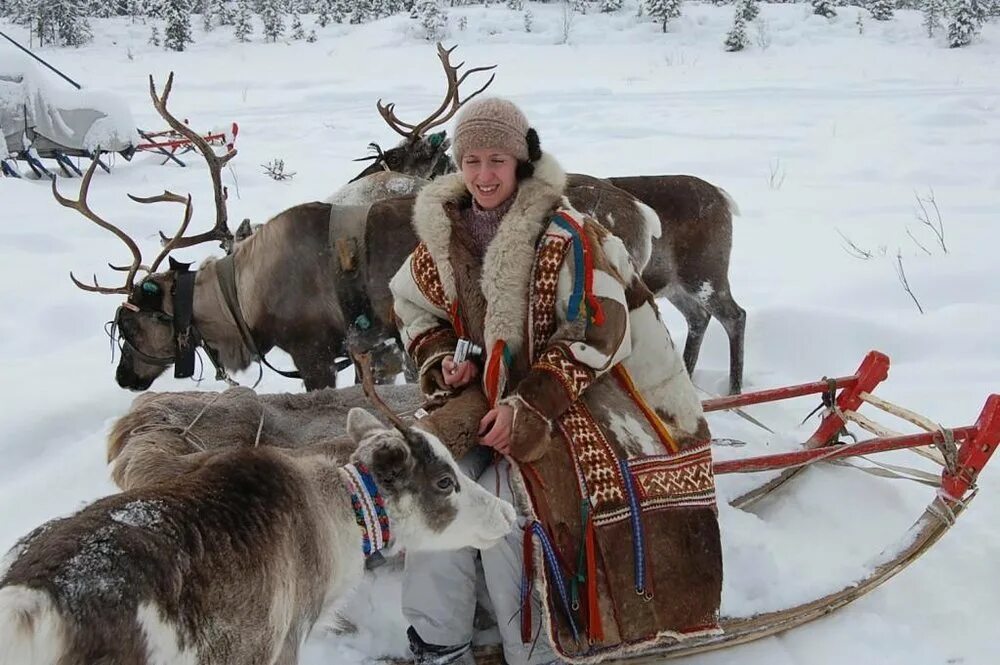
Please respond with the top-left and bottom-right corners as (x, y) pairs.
(342, 462), (391, 561)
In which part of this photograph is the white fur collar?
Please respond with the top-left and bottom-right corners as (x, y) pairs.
(411, 153), (568, 357)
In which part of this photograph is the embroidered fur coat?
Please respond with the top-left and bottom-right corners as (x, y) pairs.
(389, 153), (723, 661)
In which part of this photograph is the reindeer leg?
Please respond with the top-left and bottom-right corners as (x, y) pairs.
(663, 287), (712, 379)
(287, 340), (342, 391)
(703, 289), (746, 395)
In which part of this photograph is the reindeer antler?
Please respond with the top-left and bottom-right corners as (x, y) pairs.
(377, 42), (496, 141)
(148, 73), (236, 253)
(127, 190), (194, 274)
(54, 158), (144, 295)
(352, 351), (411, 432)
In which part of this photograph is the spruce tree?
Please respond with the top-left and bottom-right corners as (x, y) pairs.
(215, 0), (234, 24)
(812, 0), (835, 18)
(260, 0), (285, 41)
(600, 0), (622, 11)
(923, 0), (944, 37)
(163, 0), (194, 51)
(149, 23), (161, 45)
(202, 0), (215, 30)
(737, 0), (758, 22)
(415, 0), (446, 40)
(54, 0), (93, 46)
(291, 11), (304, 38)
(316, 0), (332, 25)
(724, 12), (747, 51)
(507, 0), (524, 9)
(646, 0), (681, 32)
(330, 0), (348, 22)
(869, 0), (893, 21)
(948, 0), (980, 46)
(234, 0), (252, 40)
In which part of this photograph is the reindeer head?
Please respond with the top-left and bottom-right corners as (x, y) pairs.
(56, 73), (236, 391)
(350, 43), (494, 183)
(345, 352), (514, 550)
(345, 407), (516, 552)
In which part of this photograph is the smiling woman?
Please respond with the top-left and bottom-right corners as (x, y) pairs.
(390, 96), (720, 665)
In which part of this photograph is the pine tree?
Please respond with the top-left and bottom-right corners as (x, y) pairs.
(163, 0), (194, 51)
(215, 0), (234, 24)
(149, 23), (161, 45)
(948, 0), (980, 46)
(869, 0), (893, 21)
(260, 0), (285, 41)
(736, 0), (758, 22)
(54, 0), (93, 46)
(923, 0), (944, 37)
(316, 0), (332, 25)
(234, 0), (252, 40)
(291, 12), (304, 38)
(330, 0), (348, 22)
(646, 0), (681, 32)
(415, 0), (446, 40)
(600, 0), (622, 11)
(202, 0), (215, 30)
(724, 12), (747, 51)
(812, 0), (835, 18)
(349, 0), (371, 23)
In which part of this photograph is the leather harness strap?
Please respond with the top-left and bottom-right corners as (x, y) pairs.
(214, 254), (302, 380)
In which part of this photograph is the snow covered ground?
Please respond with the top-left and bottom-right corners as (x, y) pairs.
(1, 4), (998, 664)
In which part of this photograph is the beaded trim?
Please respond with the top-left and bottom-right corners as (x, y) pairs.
(343, 462), (390, 558)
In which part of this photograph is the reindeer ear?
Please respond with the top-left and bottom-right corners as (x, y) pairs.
(369, 438), (412, 486)
(347, 408), (385, 443)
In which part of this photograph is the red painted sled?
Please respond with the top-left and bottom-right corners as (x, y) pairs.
(454, 350), (999, 664)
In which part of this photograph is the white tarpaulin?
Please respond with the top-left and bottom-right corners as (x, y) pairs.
(1, 48), (137, 158)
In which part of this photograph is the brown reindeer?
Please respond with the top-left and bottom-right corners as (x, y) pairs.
(351, 44), (746, 394)
(65, 76), (665, 392)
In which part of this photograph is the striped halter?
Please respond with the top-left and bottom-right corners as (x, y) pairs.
(342, 462), (391, 559)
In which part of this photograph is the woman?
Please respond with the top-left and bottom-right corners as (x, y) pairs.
(390, 98), (723, 665)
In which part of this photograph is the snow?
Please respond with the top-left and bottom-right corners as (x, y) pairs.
(1, 4), (998, 664)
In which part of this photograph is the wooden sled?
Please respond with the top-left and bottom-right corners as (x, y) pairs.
(375, 350), (998, 664)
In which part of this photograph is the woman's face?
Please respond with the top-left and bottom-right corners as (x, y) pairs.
(460, 149), (518, 210)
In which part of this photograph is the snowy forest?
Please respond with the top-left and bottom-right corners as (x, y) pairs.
(1, 0), (998, 51)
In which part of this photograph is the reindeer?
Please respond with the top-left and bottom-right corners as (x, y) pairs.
(65, 75), (663, 392)
(350, 44), (747, 394)
(0, 364), (517, 665)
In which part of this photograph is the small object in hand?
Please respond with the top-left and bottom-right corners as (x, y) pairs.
(453, 338), (483, 365)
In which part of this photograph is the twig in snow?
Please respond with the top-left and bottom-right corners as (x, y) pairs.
(914, 188), (947, 254)
(905, 226), (932, 256)
(894, 249), (924, 314)
(767, 158), (786, 190)
(837, 229), (882, 260)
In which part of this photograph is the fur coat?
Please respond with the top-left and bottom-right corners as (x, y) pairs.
(390, 153), (723, 661)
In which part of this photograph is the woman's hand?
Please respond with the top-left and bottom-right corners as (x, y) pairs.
(479, 405), (513, 455)
(442, 355), (479, 388)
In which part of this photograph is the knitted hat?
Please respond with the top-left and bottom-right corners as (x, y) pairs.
(452, 97), (535, 164)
